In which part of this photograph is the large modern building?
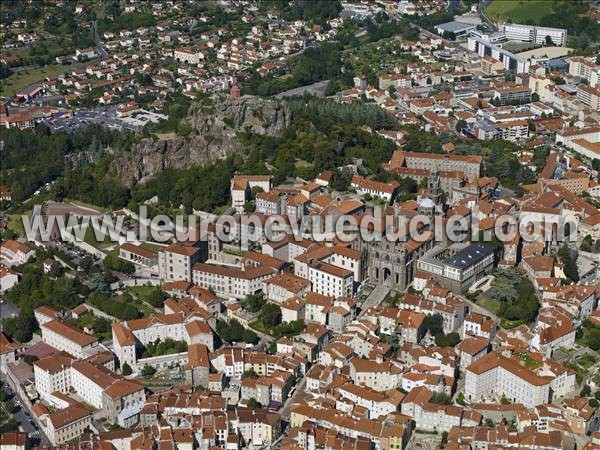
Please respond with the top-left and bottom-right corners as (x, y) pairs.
(501, 23), (567, 46)
(435, 21), (477, 37)
(416, 243), (496, 292)
(467, 35), (530, 74)
(577, 84), (600, 111)
(569, 57), (600, 87)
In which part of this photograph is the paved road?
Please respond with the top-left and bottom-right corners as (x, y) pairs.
(280, 375), (307, 421)
(358, 284), (390, 315)
(577, 251), (599, 285)
(3, 383), (50, 447)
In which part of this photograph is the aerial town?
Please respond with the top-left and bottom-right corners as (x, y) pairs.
(0, 1), (600, 450)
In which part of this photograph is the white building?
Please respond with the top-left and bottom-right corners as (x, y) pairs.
(192, 262), (275, 299)
(231, 175), (272, 212)
(465, 352), (552, 408)
(337, 383), (401, 419)
(502, 23), (567, 46)
(569, 58), (600, 87)
(0, 240), (35, 265)
(158, 244), (205, 282)
(40, 320), (99, 359)
(33, 354), (73, 404)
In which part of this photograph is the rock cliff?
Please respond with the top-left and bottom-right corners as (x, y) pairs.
(113, 95), (291, 184)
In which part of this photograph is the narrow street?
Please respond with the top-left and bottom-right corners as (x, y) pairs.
(3, 383), (51, 447)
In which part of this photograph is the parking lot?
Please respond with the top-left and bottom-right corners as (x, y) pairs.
(42, 106), (155, 133)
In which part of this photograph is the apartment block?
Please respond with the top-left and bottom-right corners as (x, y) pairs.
(569, 57), (600, 87)
(502, 23), (567, 46)
(576, 84), (600, 111)
(492, 86), (532, 105)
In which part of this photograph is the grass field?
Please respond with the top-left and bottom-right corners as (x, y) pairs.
(6, 214), (26, 237)
(485, 0), (550, 24)
(0, 64), (68, 98)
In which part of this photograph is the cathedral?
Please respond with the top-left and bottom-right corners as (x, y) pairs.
(350, 171), (445, 290)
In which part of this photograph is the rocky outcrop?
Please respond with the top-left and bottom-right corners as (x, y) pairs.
(114, 95), (291, 184)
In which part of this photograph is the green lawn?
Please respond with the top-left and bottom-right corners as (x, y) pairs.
(474, 295), (500, 315)
(6, 214), (27, 237)
(0, 64), (69, 98)
(485, 0), (550, 24)
(83, 224), (114, 250)
(128, 286), (162, 315)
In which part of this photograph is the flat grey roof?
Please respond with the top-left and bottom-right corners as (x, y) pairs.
(436, 21), (476, 33)
(444, 243), (495, 269)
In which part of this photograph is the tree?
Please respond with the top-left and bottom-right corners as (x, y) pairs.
(145, 287), (166, 308)
(242, 369), (258, 379)
(435, 332), (460, 347)
(456, 392), (468, 406)
(103, 253), (135, 274)
(216, 319), (245, 343)
(455, 119), (467, 133)
(563, 258), (579, 282)
(430, 392), (451, 404)
(441, 431), (449, 447)
(79, 255), (94, 272)
(242, 329), (258, 345)
(140, 365), (156, 377)
(122, 362), (132, 376)
(589, 398), (600, 408)
(581, 384), (592, 397)
(259, 304), (282, 328)
(423, 314), (443, 337)
(243, 293), (266, 313)
(2, 312), (36, 343)
(331, 168), (352, 192)
(247, 398), (261, 409)
(5, 400), (14, 413)
(22, 355), (39, 365)
(581, 235), (593, 253)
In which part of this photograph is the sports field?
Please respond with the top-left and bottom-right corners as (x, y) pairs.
(485, 0), (550, 24)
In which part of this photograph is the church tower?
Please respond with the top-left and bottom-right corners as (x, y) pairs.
(230, 74), (240, 99)
(428, 170), (444, 207)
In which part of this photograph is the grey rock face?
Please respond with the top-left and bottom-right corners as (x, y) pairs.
(114, 95), (291, 184)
